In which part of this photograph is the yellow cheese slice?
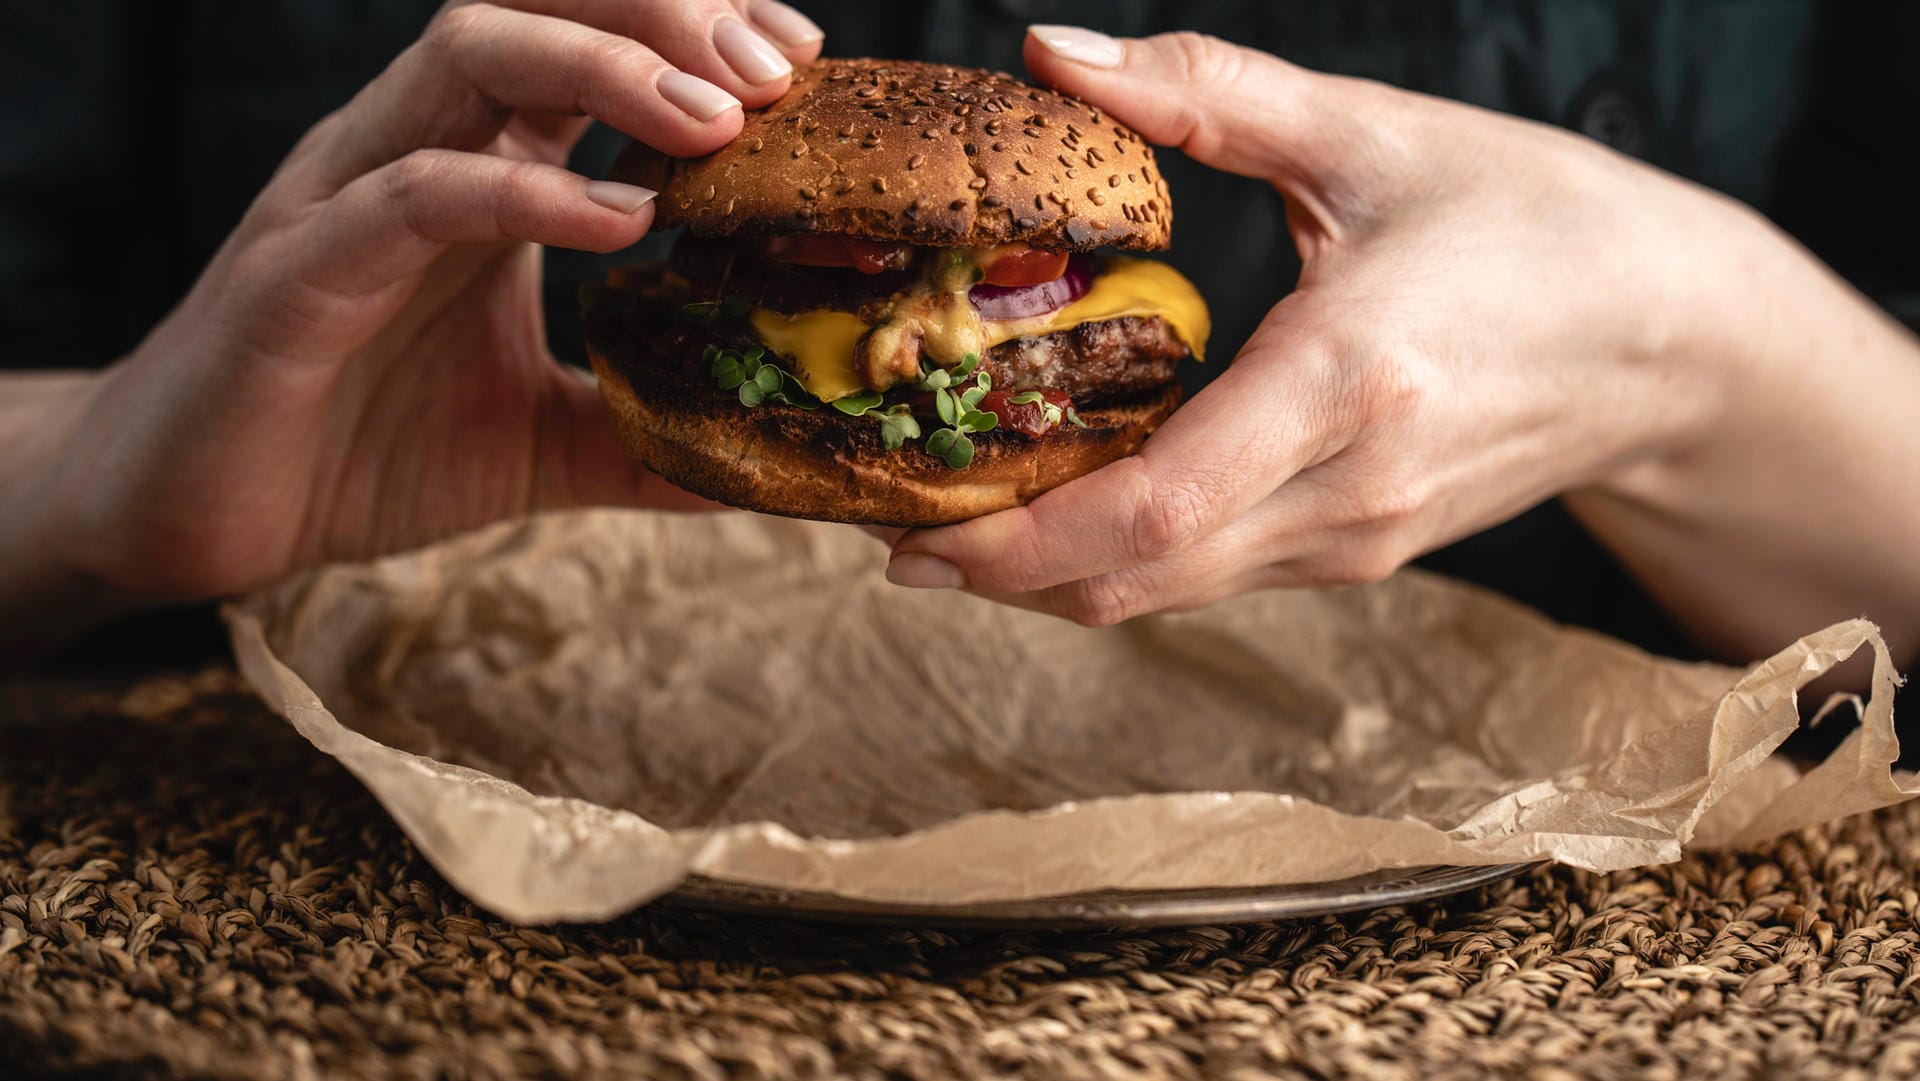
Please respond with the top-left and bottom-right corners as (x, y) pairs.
(749, 257), (1211, 403)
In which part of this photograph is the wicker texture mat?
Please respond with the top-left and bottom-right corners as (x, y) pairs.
(3, 669), (1919, 1080)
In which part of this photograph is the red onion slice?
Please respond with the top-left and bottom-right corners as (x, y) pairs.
(969, 257), (1094, 321)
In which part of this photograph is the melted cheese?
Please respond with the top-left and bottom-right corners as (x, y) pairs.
(749, 258), (1211, 403)
(747, 309), (871, 402)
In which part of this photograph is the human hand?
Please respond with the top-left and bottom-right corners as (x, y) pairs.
(884, 26), (1775, 627)
(18, 1), (824, 605)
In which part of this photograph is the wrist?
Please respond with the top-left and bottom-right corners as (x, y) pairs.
(0, 370), (144, 663)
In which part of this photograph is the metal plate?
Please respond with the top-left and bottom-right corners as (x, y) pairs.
(663, 863), (1539, 929)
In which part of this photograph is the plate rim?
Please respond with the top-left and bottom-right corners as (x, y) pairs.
(661, 862), (1541, 929)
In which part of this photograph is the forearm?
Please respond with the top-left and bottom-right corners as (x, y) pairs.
(0, 371), (130, 664)
(1567, 219), (1920, 666)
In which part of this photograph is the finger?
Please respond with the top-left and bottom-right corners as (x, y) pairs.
(973, 498), (1285, 625)
(537, 368), (730, 513)
(972, 486), (1411, 626)
(317, 4), (745, 188)
(248, 150), (655, 347)
(1021, 26), (1395, 221)
(499, 0), (812, 105)
(887, 299), (1350, 596)
(741, 0), (827, 66)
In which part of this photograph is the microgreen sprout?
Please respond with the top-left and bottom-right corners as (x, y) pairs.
(831, 390), (922, 450)
(707, 345), (817, 409)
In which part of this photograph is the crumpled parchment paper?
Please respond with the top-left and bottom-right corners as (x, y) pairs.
(225, 511), (1913, 923)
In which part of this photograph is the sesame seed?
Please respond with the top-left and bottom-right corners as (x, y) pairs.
(907, 154), (925, 170)
(873, 177), (887, 193)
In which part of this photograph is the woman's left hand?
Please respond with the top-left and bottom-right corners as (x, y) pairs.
(885, 26), (1920, 663)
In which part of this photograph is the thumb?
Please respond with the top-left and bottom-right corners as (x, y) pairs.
(1023, 26), (1391, 217)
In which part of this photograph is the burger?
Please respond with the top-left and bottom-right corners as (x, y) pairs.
(582, 58), (1209, 526)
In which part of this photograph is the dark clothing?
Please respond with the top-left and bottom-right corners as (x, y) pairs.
(4, 2), (1915, 669)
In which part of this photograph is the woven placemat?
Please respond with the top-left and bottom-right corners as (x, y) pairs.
(4, 668), (1919, 1080)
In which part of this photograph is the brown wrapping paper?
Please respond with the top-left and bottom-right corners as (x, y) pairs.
(225, 511), (1913, 923)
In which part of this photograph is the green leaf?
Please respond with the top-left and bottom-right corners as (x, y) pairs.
(944, 434), (976, 470)
(753, 366), (781, 395)
(920, 368), (952, 391)
(681, 301), (717, 323)
(966, 410), (998, 433)
(880, 413), (921, 451)
(926, 428), (957, 457)
(721, 293), (752, 318)
(1041, 403), (1063, 427)
(832, 391), (884, 416)
(975, 371), (992, 393)
(1008, 391), (1043, 406)
(739, 381), (766, 406)
(1065, 406), (1089, 428)
(934, 387), (959, 426)
(744, 346), (765, 363)
(715, 363), (746, 390)
(960, 386), (987, 410)
(954, 352), (980, 379)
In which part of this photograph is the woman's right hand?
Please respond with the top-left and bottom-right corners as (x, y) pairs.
(4, 1), (824, 645)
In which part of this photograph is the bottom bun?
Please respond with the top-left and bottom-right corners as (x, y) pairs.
(587, 344), (1181, 527)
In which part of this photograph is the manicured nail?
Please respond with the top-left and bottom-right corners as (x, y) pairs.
(584, 180), (656, 213)
(1029, 24), (1125, 69)
(715, 17), (793, 84)
(749, 0), (824, 48)
(886, 553), (967, 590)
(658, 70), (742, 121)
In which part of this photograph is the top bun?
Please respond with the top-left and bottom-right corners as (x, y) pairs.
(614, 58), (1172, 251)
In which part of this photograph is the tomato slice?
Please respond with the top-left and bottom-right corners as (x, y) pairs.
(762, 235), (910, 275)
(978, 389), (1075, 438)
(979, 248), (1069, 287)
(842, 237), (909, 274)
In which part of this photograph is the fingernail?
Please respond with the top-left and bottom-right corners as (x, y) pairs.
(749, 0), (824, 48)
(584, 180), (656, 213)
(1029, 24), (1125, 69)
(886, 553), (967, 590)
(715, 17), (793, 84)
(658, 69), (742, 122)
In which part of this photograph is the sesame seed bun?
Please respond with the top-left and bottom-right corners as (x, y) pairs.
(613, 58), (1173, 251)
